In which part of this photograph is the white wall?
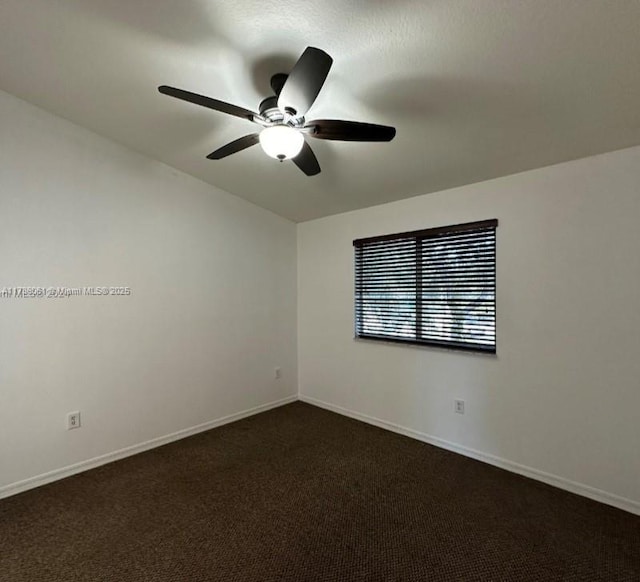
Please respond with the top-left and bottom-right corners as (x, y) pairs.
(298, 146), (640, 513)
(0, 90), (297, 494)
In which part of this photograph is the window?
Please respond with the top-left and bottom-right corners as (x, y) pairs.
(354, 219), (497, 353)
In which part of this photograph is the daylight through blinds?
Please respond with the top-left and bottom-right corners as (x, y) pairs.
(354, 220), (497, 353)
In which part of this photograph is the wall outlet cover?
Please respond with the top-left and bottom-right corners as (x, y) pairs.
(67, 411), (81, 430)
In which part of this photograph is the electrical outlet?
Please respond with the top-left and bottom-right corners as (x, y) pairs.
(274, 367), (282, 380)
(454, 399), (465, 415)
(67, 411), (81, 430)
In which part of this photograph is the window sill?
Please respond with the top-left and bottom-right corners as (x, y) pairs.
(354, 334), (497, 356)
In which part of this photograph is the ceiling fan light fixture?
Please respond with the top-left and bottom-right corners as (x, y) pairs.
(259, 125), (304, 160)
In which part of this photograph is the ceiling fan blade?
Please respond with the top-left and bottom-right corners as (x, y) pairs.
(277, 47), (333, 117)
(292, 141), (321, 176)
(158, 85), (262, 123)
(305, 119), (396, 142)
(206, 134), (260, 160)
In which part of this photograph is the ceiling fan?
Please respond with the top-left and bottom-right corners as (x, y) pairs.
(158, 47), (396, 176)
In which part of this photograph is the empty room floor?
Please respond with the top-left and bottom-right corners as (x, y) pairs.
(1, 402), (638, 581)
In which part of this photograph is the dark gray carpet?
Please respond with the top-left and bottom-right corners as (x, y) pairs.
(1, 401), (638, 581)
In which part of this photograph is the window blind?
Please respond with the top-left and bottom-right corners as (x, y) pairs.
(354, 219), (497, 353)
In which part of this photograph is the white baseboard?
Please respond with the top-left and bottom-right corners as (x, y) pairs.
(0, 395), (297, 500)
(5, 392), (638, 517)
(299, 394), (640, 516)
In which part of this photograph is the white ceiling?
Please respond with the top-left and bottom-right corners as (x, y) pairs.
(1, 0), (640, 222)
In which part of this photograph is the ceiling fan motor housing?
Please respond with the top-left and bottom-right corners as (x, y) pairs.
(258, 96), (282, 122)
(270, 73), (288, 96)
(259, 94), (303, 127)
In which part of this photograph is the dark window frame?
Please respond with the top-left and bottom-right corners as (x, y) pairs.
(354, 219), (498, 354)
